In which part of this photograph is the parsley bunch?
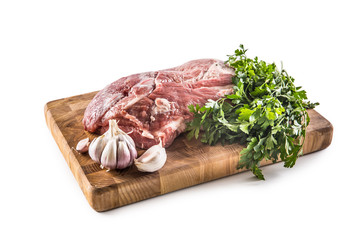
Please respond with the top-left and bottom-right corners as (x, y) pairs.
(186, 45), (318, 180)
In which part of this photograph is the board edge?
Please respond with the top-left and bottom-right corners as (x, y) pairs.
(44, 102), (101, 211)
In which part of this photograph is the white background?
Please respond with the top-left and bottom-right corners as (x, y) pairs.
(1, 0), (359, 239)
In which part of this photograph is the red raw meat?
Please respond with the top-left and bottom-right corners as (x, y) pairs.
(83, 59), (234, 149)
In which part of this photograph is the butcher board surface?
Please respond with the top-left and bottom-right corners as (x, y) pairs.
(44, 91), (333, 212)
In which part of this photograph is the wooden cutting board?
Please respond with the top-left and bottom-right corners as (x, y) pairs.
(44, 91), (333, 212)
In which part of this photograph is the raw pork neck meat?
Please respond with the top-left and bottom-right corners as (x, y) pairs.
(83, 59), (235, 149)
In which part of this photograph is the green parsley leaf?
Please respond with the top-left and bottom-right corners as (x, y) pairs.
(186, 44), (318, 180)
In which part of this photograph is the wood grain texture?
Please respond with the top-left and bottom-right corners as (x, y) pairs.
(44, 91), (333, 212)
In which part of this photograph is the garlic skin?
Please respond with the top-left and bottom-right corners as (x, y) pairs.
(134, 141), (167, 172)
(88, 120), (137, 170)
(76, 137), (90, 153)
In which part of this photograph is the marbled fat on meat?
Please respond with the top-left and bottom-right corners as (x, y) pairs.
(83, 59), (235, 149)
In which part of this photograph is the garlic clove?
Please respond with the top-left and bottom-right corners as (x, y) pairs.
(127, 144), (138, 161)
(88, 135), (107, 164)
(117, 130), (137, 160)
(134, 142), (167, 172)
(116, 141), (132, 169)
(122, 136), (137, 160)
(118, 133), (136, 149)
(123, 134), (136, 149)
(76, 137), (90, 153)
(100, 138), (118, 170)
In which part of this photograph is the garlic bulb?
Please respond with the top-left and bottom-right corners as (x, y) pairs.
(88, 120), (137, 170)
(134, 141), (167, 172)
